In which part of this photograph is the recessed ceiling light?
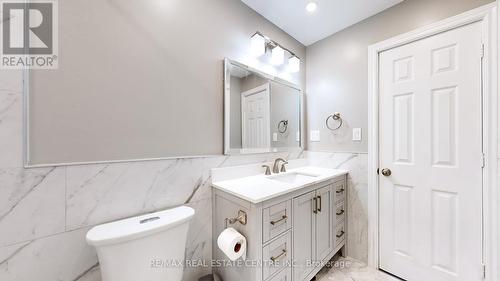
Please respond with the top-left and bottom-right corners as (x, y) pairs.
(306, 2), (318, 13)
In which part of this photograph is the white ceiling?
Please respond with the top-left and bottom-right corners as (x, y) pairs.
(241, 0), (403, 46)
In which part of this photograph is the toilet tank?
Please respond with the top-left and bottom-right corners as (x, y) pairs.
(86, 206), (195, 281)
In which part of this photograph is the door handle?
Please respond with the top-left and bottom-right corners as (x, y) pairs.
(336, 209), (345, 216)
(313, 197), (318, 214)
(381, 168), (392, 177)
(317, 196), (322, 212)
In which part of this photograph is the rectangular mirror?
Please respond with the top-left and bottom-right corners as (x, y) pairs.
(224, 59), (303, 155)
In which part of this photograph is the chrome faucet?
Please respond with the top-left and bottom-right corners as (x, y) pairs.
(272, 158), (288, 174)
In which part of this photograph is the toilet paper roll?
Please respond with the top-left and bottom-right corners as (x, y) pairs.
(217, 227), (247, 261)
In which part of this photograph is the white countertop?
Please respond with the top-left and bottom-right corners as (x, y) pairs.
(212, 166), (347, 204)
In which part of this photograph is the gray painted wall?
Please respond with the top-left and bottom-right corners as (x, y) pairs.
(306, 0), (494, 153)
(28, 0), (305, 165)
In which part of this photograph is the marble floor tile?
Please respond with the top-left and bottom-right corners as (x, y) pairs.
(317, 257), (401, 281)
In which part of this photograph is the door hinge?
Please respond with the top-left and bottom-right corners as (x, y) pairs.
(482, 264), (486, 279)
(481, 153), (486, 168)
(480, 44), (485, 58)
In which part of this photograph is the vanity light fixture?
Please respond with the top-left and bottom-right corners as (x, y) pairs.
(288, 55), (300, 73)
(250, 31), (301, 72)
(306, 1), (318, 13)
(271, 45), (285, 65)
(250, 33), (266, 57)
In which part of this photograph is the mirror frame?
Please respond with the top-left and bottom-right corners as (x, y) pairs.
(223, 58), (304, 155)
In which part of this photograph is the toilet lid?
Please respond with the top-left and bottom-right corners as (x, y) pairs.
(86, 206), (195, 246)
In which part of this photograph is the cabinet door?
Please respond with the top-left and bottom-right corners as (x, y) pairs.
(292, 191), (316, 281)
(315, 185), (334, 261)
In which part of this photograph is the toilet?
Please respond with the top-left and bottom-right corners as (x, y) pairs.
(86, 206), (195, 281)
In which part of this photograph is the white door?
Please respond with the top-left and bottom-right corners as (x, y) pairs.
(379, 22), (483, 281)
(241, 84), (271, 150)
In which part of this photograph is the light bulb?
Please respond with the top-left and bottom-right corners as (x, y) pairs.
(288, 56), (300, 73)
(250, 33), (266, 57)
(271, 46), (285, 65)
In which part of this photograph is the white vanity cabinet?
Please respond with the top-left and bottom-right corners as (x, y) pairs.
(212, 173), (347, 281)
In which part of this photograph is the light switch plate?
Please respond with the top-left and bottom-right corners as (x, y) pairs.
(273, 132), (278, 142)
(310, 130), (320, 142)
(352, 128), (362, 141)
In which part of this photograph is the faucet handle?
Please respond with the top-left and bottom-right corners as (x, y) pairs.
(280, 161), (288, 173)
(262, 165), (271, 175)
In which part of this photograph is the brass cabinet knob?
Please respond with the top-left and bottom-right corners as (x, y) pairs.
(381, 168), (392, 177)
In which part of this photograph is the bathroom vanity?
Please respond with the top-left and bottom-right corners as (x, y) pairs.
(212, 166), (347, 281)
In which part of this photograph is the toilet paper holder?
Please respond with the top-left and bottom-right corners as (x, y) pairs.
(224, 210), (247, 228)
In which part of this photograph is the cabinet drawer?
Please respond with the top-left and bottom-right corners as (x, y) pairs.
(263, 200), (292, 243)
(334, 181), (346, 203)
(263, 231), (291, 280)
(335, 222), (346, 247)
(267, 267), (291, 281)
(335, 201), (346, 223)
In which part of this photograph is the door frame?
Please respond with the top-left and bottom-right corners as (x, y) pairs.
(367, 3), (498, 280)
(241, 83), (271, 150)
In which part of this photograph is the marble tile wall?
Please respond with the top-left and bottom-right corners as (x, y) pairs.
(0, 72), (304, 281)
(1, 153), (305, 281)
(0, 69), (367, 281)
(303, 151), (369, 263)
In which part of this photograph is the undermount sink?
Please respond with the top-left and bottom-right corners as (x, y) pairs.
(212, 166), (347, 203)
(269, 172), (319, 184)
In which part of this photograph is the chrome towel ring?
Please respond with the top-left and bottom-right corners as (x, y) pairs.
(278, 120), (288, 133)
(326, 112), (342, 131)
